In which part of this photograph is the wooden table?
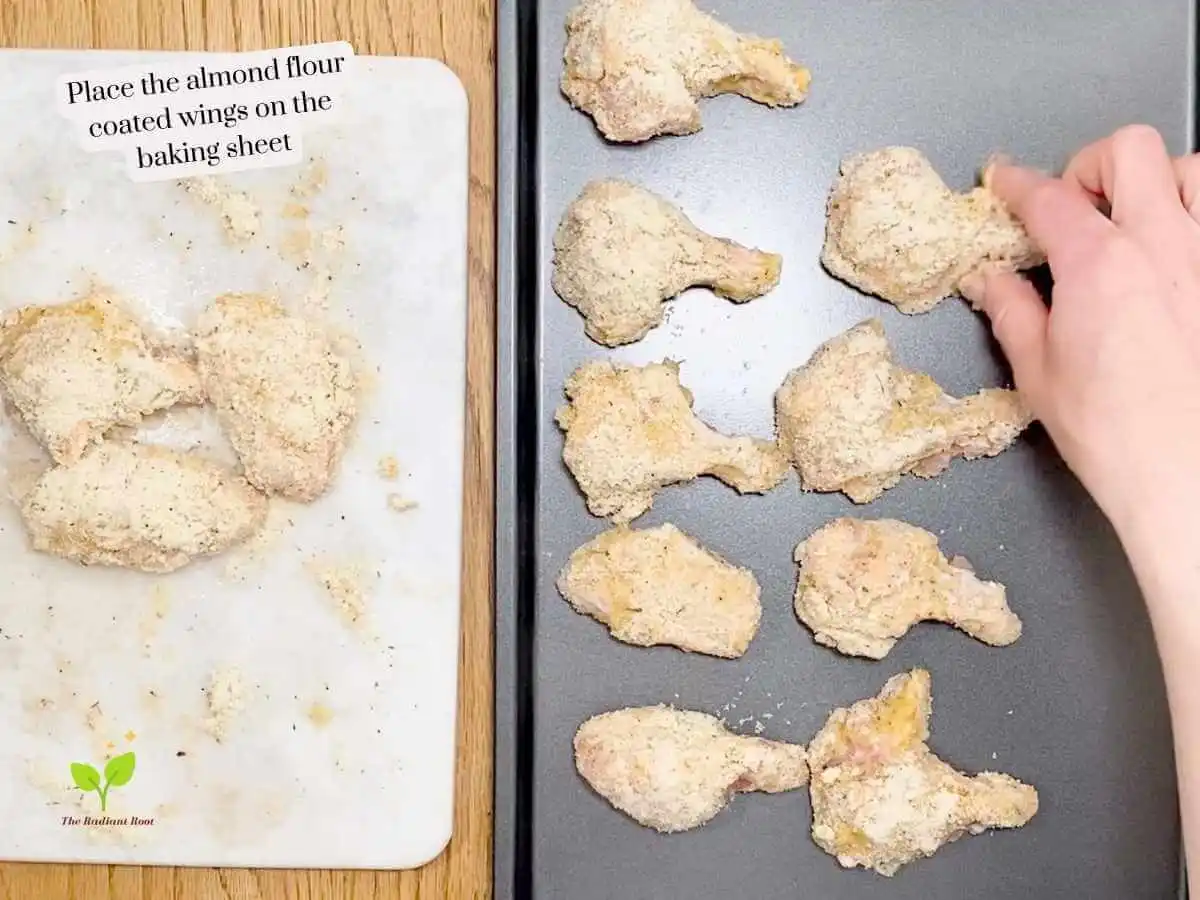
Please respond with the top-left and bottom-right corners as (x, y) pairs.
(0, 2), (495, 898)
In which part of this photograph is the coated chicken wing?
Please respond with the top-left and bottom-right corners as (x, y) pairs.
(808, 670), (1038, 876)
(822, 147), (1042, 314)
(553, 180), (782, 346)
(562, 0), (810, 142)
(0, 293), (203, 465)
(557, 359), (790, 522)
(194, 294), (356, 503)
(794, 518), (1021, 659)
(20, 442), (267, 574)
(575, 705), (809, 832)
(557, 523), (761, 658)
(774, 319), (1031, 503)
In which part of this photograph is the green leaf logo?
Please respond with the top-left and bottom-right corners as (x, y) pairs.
(70, 763), (101, 792)
(104, 752), (136, 787)
(69, 752), (136, 812)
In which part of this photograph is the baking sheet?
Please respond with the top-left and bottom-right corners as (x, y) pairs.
(498, 2), (1197, 898)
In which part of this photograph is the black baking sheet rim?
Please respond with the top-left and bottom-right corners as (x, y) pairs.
(492, 2), (1198, 897)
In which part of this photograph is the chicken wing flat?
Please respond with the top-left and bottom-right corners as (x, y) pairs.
(553, 180), (782, 346)
(0, 293), (203, 465)
(557, 359), (790, 522)
(822, 147), (1042, 314)
(557, 523), (761, 658)
(795, 518), (1021, 659)
(808, 669), (1038, 876)
(194, 294), (356, 502)
(775, 319), (1031, 503)
(21, 442), (267, 574)
(575, 705), (808, 832)
(562, 0), (811, 143)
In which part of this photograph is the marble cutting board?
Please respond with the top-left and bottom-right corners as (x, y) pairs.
(0, 50), (468, 869)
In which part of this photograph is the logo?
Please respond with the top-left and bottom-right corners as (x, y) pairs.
(69, 751), (135, 813)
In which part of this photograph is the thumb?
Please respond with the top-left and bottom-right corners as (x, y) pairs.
(960, 267), (1049, 402)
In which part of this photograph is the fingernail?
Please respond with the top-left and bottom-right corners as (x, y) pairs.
(959, 270), (986, 308)
(981, 153), (1013, 186)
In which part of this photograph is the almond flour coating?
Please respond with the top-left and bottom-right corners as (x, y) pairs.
(575, 705), (808, 832)
(194, 293), (356, 503)
(558, 359), (790, 522)
(558, 523), (761, 658)
(775, 319), (1031, 503)
(21, 442), (267, 574)
(808, 670), (1038, 877)
(553, 180), (781, 346)
(0, 293), (202, 465)
(822, 147), (1042, 314)
(795, 517), (1020, 659)
(562, 0), (810, 142)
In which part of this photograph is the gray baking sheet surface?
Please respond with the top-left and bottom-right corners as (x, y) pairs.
(496, 2), (1195, 898)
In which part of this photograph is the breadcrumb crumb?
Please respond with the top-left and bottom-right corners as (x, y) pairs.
(180, 177), (261, 242)
(202, 667), (245, 743)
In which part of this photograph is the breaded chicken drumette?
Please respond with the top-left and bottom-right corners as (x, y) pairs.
(553, 180), (781, 346)
(575, 705), (808, 832)
(0, 293), (203, 465)
(822, 147), (1042, 314)
(557, 523), (761, 658)
(808, 670), (1038, 877)
(794, 518), (1021, 659)
(557, 359), (790, 522)
(562, 0), (810, 142)
(20, 442), (267, 573)
(194, 294), (356, 503)
(775, 320), (1031, 503)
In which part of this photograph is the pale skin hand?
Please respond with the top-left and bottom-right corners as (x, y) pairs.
(961, 124), (1200, 890)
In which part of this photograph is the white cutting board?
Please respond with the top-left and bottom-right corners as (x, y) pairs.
(0, 50), (467, 869)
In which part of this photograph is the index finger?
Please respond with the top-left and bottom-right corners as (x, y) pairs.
(987, 163), (1116, 271)
(1062, 126), (1182, 227)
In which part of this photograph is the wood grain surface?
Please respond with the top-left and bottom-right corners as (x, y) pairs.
(0, 2), (495, 898)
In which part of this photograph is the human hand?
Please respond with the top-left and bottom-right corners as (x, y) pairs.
(960, 125), (1200, 535)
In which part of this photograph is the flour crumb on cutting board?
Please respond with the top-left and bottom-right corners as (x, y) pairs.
(0, 424), (47, 503)
(222, 501), (298, 581)
(282, 223), (346, 265)
(202, 667), (246, 742)
(139, 583), (171, 656)
(0, 220), (37, 265)
(85, 701), (118, 759)
(279, 223), (347, 314)
(377, 454), (401, 480)
(290, 158), (328, 199)
(387, 493), (418, 513)
(180, 176), (261, 242)
(307, 702), (334, 728)
(301, 227), (348, 314)
(307, 557), (368, 625)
